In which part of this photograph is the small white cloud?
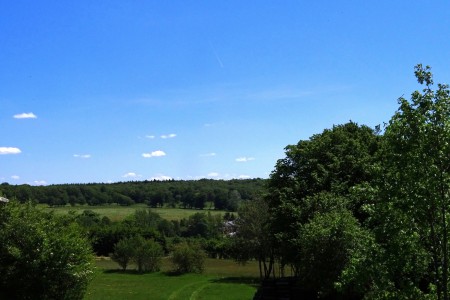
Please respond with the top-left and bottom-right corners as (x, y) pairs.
(235, 157), (255, 162)
(149, 175), (172, 181)
(161, 133), (176, 139)
(34, 180), (47, 185)
(74, 154), (91, 159)
(122, 172), (141, 178)
(145, 135), (155, 139)
(142, 150), (166, 158)
(0, 147), (21, 155)
(200, 152), (217, 157)
(208, 172), (220, 177)
(238, 175), (251, 179)
(11, 175), (20, 180)
(13, 112), (37, 119)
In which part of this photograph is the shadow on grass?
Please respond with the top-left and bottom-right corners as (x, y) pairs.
(211, 276), (260, 286)
(162, 270), (184, 277)
(103, 269), (146, 275)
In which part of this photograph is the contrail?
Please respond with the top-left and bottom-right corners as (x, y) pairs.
(209, 41), (224, 68)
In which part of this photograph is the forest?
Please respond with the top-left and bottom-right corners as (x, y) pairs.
(2, 65), (450, 299)
(0, 178), (265, 210)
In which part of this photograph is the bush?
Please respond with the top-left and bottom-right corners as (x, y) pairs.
(0, 201), (95, 299)
(111, 237), (135, 271)
(134, 237), (163, 273)
(111, 235), (163, 273)
(171, 241), (206, 274)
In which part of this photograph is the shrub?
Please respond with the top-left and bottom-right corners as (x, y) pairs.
(111, 235), (163, 273)
(171, 241), (206, 274)
(0, 201), (95, 299)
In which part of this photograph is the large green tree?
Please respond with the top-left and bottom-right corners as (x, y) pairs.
(0, 201), (95, 299)
(267, 122), (380, 282)
(373, 64), (450, 299)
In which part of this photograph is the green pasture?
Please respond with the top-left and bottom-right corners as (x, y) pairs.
(85, 258), (259, 300)
(40, 204), (226, 222)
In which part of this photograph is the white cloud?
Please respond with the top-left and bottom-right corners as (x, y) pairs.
(34, 180), (47, 185)
(145, 135), (155, 139)
(13, 112), (37, 119)
(238, 175), (251, 179)
(161, 133), (177, 139)
(0, 147), (21, 155)
(142, 150), (166, 158)
(208, 172), (220, 177)
(122, 172), (141, 178)
(149, 175), (172, 181)
(11, 175), (20, 180)
(74, 154), (91, 159)
(200, 152), (217, 157)
(235, 157), (255, 162)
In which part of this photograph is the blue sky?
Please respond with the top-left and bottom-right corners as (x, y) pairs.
(1, 1), (450, 185)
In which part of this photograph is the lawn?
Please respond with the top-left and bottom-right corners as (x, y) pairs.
(84, 258), (260, 300)
(41, 204), (226, 222)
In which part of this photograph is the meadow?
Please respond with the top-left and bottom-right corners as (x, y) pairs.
(85, 257), (259, 300)
(41, 204), (259, 299)
(41, 203), (226, 221)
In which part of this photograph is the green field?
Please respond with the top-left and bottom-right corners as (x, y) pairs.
(85, 258), (259, 300)
(41, 204), (226, 222)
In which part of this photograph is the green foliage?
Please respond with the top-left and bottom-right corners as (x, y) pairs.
(111, 237), (135, 271)
(295, 210), (376, 297)
(371, 64), (450, 299)
(111, 236), (163, 273)
(266, 121), (381, 290)
(0, 201), (95, 299)
(133, 236), (163, 273)
(232, 197), (274, 278)
(171, 241), (206, 274)
(0, 179), (266, 210)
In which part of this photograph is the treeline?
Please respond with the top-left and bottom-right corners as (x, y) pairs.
(0, 178), (265, 211)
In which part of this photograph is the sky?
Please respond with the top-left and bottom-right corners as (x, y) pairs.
(1, 1), (450, 185)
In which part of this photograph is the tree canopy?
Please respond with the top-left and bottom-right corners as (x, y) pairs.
(257, 64), (450, 299)
(0, 201), (95, 299)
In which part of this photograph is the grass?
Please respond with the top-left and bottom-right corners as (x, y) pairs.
(84, 257), (260, 300)
(40, 204), (226, 222)
(41, 204), (256, 298)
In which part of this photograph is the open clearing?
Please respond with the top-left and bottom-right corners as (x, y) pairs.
(85, 258), (259, 300)
(41, 204), (226, 221)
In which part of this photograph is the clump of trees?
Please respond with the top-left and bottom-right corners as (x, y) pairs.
(111, 236), (163, 273)
(233, 65), (450, 299)
(0, 201), (95, 299)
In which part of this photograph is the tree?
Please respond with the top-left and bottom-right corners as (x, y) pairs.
(111, 236), (163, 273)
(374, 64), (450, 299)
(111, 237), (136, 271)
(232, 197), (275, 279)
(266, 122), (380, 279)
(295, 210), (376, 297)
(0, 201), (95, 299)
(133, 236), (163, 273)
(171, 241), (206, 274)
